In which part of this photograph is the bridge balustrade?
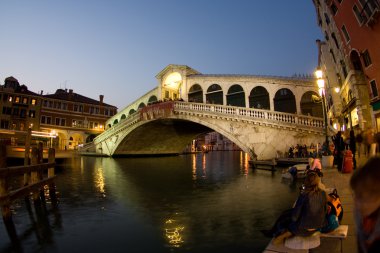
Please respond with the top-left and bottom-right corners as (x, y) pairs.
(173, 102), (324, 129)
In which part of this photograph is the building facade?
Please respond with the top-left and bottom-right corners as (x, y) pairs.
(313, 0), (380, 131)
(41, 89), (117, 150)
(0, 77), (41, 132)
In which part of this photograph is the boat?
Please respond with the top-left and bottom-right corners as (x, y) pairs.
(282, 163), (308, 180)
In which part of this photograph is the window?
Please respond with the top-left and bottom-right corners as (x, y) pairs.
(324, 13), (330, 24)
(165, 90), (169, 98)
(62, 103), (67, 110)
(95, 107), (99, 114)
(74, 104), (78, 112)
(90, 107), (94, 114)
(31, 99), (36, 105)
(22, 97), (28, 104)
(324, 31), (329, 41)
(29, 110), (36, 118)
(61, 119), (66, 126)
(362, 50), (372, 67)
(48, 101), (53, 108)
(104, 109), (109, 116)
(55, 118), (60, 125)
(79, 105), (83, 112)
(43, 100), (48, 107)
(331, 3), (338, 15)
(370, 80), (378, 98)
(15, 96), (20, 103)
(41, 116), (52, 124)
(2, 107), (12, 115)
(341, 25), (350, 42)
(8, 96), (13, 102)
(20, 109), (26, 118)
(340, 60), (348, 78)
(13, 108), (19, 116)
(330, 49), (337, 63)
(331, 33), (340, 49)
(353, 5), (364, 24)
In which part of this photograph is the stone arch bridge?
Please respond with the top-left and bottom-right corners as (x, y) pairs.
(89, 101), (325, 160)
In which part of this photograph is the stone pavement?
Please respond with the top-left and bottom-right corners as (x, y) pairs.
(264, 155), (372, 253)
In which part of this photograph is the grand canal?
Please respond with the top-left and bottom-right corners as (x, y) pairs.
(0, 151), (302, 253)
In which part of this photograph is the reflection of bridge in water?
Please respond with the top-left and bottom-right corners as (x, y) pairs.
(84, 64), (326, 160)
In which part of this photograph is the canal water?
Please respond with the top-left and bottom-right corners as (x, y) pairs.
(0, 152), (302, 253)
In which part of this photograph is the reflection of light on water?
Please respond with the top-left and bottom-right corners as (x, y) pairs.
(164, 219), (184, 247)
(202, 153), (206, 178)
(95, 167), (106, 197)
(192, 154), (196, 180)
(239, 151), (249, 175)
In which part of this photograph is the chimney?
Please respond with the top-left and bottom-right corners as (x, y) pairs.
(40, 90), (43, 95)
(99, 95), (104, 104)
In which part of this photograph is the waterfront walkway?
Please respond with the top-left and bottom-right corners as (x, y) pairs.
(264, 155), (371, 253)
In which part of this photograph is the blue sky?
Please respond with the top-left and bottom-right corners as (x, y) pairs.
(0, 0), (321, 109)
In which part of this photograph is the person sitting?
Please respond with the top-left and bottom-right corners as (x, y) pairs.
(307, 157), (323, 177)
(262, 172), (328, 245)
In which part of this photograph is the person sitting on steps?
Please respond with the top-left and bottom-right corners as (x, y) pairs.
(262, 171), (328, 245)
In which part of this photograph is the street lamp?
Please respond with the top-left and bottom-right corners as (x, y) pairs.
(315, 69), (329, 146)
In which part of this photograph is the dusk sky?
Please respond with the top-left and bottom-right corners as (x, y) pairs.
(1, 1), (322, 110)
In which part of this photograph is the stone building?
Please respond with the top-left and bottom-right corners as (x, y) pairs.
(41, 89), (117, 150)
(313, 0), (380, 131)
(0, 76), (41, 132)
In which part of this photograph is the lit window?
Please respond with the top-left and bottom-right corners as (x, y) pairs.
(31, 99), (36, 105)
(8, 96), (13, 102)
(15, 97), (20, 103)
(22, 97), (28, 104)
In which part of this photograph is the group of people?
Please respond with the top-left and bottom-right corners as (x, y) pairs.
(288, 143), (322, 158)
(264, 152), (380, 252)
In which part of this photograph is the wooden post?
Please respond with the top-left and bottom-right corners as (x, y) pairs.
(30, 147), (41, 206)
(0, 140), (18, 244)
(24, 128), (31, 185)
(48, 148), (57, 208)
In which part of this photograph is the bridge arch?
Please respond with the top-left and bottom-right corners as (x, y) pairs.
(206, 84), (223, 105)
(226, 84), (245, 107)
(121, 114), (127, 121)
(249, 86), (270, 109)
(138, 102), (146, 109)
(300, 91), (323, 117)
(188, 84), (203, 103)
(274, 88), (296, 113)
(129, 109), (136, 115)
(113, 119), (119, 125)
(148, 95), (158, 105)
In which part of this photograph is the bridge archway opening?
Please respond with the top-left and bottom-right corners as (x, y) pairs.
(162, 72), (182, 100)
(188, 84), (203, 103)
(206, 84), (223, 105)
(121, 114), (127, 120)
(227, 84), (245, 107)
(107, 124), (112, 129)
(148, 95), (158, 105)
(274, 88), (296, 113)
(249, 86), (270, 109)
(113, 119), (119, 125)
(129, 109), (136, 115)
(113, 119), (214, 156)
(300, 91), (323, 117)
(138, 102), (146, 109)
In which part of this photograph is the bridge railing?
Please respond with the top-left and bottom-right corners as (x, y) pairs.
(96, 101), (324, 144)
(173, 102), (324, 129)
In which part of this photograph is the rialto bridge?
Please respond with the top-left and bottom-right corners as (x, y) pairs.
(86, 64), (326, 160)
